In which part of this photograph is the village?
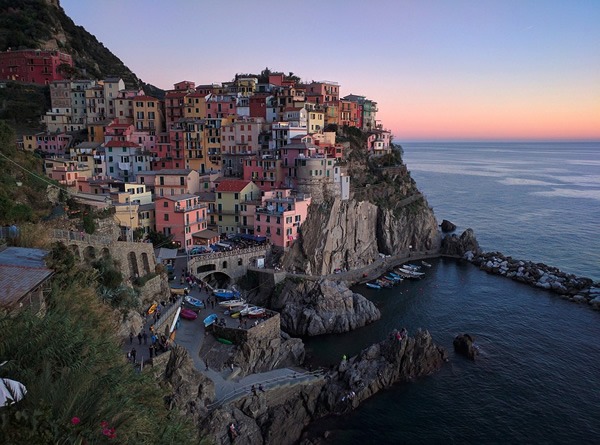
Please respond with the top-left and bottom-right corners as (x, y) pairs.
(1, 48), (392, 256)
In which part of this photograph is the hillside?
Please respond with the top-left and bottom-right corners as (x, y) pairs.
(0, 0), (163, 96)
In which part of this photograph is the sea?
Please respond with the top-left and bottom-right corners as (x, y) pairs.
(302, 142), (600, 444)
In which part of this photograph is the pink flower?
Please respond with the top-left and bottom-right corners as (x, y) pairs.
(71, 417), (81, 425)
(102, 427), (117, 439)
(100, 421), (109, 428)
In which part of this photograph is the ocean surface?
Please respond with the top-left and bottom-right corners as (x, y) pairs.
(302, 142), (600, 444)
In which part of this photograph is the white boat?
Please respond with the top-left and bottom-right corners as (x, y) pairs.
(247, 307), (266, 318)
(403, 264), (421, 271)
(366, 282), (381, 289)
(397, 267), (425, 278)
(241, 305), (261, 316)
(218, 298), (246, 309)
(421, 261), (432, 268)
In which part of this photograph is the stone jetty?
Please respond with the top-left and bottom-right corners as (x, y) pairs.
(463, 250), (600, 309)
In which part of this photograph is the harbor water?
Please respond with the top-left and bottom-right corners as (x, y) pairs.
(302, 142), (600, 444)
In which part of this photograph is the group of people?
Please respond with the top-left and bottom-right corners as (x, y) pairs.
(127, 329), (169, 363)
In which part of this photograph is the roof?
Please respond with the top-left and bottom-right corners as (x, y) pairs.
(155, 247), (178, 261)
(215, 179), (252, 192)
(133, 95), (159, 101)
(143, 169), (192, 176)
(157, 193), (198, 202)
(196, 192), (215, 202)
(0, 247), (53, 309)
(192, 229), (220, 239)
(104, 140), (139, 148)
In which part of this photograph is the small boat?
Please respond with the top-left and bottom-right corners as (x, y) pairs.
(180, 308), (198, 320)
(203, 313), (218, 327)
(376, 279), (392, 288)
(385, 274), (401, 282)
(218, 298), (246, 309)
(403, 264), (421, 271)
(146, 303), (158, 315)
(247, 307), (266, 318)
(388, 272), (404, 281)
(213, 289), (241, 300)
(230, 311), (241, 319)
(183, 296), (204, 311)
(421, 261), (432, 268)
(170, 287), (188, 296)
(217, 337), (233, 345)
(366, 282), (381, 289)
(241, 305), (260, 316)
(398, 267), (425, 276)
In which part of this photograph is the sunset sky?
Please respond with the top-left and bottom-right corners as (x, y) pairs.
(60, 0), (600, 141)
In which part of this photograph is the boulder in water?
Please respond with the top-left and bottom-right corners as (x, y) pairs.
(440, 219), (457, 233)
(453, 333), (478, 360)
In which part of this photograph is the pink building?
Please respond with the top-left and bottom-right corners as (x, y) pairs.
(36, 132), (72, 156)
(155, 194), (208, 250)
(205, 94), (237, 119)
(254, 189), (311, 249)
(137, 169), (200, 197)
(305, 81), (340, 105)
(242, 158), (284, 192)
(366, 130), (392, 154)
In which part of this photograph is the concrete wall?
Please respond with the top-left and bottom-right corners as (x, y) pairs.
(213, 311), (280, 345)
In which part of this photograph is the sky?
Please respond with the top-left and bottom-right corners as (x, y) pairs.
(60, 0), (600, 141)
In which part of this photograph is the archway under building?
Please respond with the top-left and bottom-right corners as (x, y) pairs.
(69, 244), (80, 259)
(128, 251), (139, 278)
(200, 271), (232, 289)
(141, 252), (151, 275)
(83, 246), (96, 261)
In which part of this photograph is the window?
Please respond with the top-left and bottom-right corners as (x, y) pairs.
(164, 214), (169, 221)
(163, 201), (168, 207)
(217, 192), (222, 199)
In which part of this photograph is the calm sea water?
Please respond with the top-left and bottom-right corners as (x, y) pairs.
(303, 142), (600, 444)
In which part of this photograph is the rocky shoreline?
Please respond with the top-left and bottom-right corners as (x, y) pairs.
(442, 228), (600, 310)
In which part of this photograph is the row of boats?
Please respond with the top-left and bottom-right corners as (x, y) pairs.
(366, 261), (431, 289)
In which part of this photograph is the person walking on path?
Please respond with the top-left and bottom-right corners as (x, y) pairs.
(137, 332), (142, 345)
(129, 331), (134, 345)
(131, 348), (137, 363)
(142, 331), (148, 345)
(205, 359), (209, 371)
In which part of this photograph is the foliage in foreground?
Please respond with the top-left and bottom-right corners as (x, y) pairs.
(0, 248), (197, 444)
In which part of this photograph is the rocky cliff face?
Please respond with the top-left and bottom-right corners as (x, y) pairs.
(281, 136), (441, 276)
(283, 197), (440, 276)
(268, 278), (381, 336)
(199, 330), (447, 445)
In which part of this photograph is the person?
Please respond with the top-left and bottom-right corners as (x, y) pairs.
(229, 423), (238, 439)
(137, 332), (142, 345)
(129, 331), (134, 344)
(142, 331), (148, 345)
(131, 348), (137, 363)
(251, 385), (257, 395)
(205, 360), (209, 371)
(258, 384), (265, 392)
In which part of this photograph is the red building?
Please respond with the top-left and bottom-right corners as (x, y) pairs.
(0, 49), (73, 85)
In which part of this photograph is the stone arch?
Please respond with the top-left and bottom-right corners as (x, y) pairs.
(83, 246), (96, 261)
(197, 264), (216, 274)
(202, 271), (232, 289)
(101, 247), (110, 258)
(69, 244), (80, 259)
(128, 251), (139, 278)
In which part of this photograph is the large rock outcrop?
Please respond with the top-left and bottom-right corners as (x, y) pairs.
(283, 197), (440, 276)
(200, 330), (447, 445)
(269, 278), (381, 336)
(453, 334), (478, 360)
(440, 228), (481, 257)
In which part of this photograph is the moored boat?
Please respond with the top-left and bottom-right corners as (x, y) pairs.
(366, 282), (381, 289)
(247, 307), (266, 318)
(213, 289), (241, 299)
(183, 296), (204, 312)
(421, 261), (432, 267)
(203, 313), (218, 327)
(218, 298), (246, 309)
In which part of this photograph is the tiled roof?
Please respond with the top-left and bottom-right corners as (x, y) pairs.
(134, 95), (159, 101)
(105, 140), (138, 148)
(0, 247), (53, 309)
(215, 179), (252, 192)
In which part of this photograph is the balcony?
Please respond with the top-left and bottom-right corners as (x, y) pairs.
(174, 202), (207, 213)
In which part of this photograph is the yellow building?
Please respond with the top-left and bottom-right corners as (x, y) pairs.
(183, 92), (207, 120)
(214, 179), (260, 235)
(306, 108), (325, 133)
(133, 95), (164, 134)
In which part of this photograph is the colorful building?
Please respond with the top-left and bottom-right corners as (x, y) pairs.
(254, 189), (311, 249)
(155, 194), (208, 249)
(214, 179), (261, 235)
(0, 49), (73, 84)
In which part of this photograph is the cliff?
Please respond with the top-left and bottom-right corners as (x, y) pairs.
(195, 329), (447, 445)
(283, 134), (440, 276)
(268, 278), (380, 336)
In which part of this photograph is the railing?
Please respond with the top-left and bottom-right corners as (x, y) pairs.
(205, 368), (326, 411)
(152, 297), (182, 332)
(190, 245), (268, 261)
(174, 203), (207, 212)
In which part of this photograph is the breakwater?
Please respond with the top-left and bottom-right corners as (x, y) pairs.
(463, 250), (600, 310)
